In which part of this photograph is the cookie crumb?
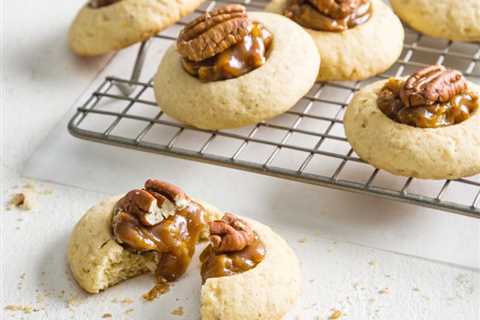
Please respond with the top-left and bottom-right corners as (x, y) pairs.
(120, 298), (134, 304)
(124, 308), (134, 314)
(378, 288), (390, 295)
(329, 309), (342, 319)
(102, 313), (112, 318)
(298, 238), (307, 244)
(67, 297), (79, 308)
(171, 306), (184, 316)
(4, 304), (38, 314)
(143, 279), (170, 301)
(8, 191), (35, 210)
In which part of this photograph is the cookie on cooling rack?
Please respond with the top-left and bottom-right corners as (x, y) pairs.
(344, 65), (480, 180)
(153, 5), (319, 130)
(68, 179), (301, 320)
(266, 0), (404, 81)
(69, 0), (205, 56)
(390, 0), (480, 42)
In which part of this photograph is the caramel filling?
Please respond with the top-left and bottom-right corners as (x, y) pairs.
(199, 237), (265, 282)
(284, 0), (372, 32)
(181, 22), (273, 82)
(378, 78), (479, 128)
(112, 200), (207, 299)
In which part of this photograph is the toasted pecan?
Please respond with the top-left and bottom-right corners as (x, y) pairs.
(400, 65), (468, 108)
(208, 213), (256, 253)
(177, 5), (249, 62)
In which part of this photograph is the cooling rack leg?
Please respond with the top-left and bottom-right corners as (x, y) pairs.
(114, 39), (151, 97)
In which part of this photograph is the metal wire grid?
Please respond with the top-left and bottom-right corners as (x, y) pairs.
(68, 0), (480, 219)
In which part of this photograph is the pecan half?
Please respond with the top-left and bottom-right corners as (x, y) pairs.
(114, 180), (189, 227)
(177, 5), (249, 62)
(89, 0), (120, 8)
(400, 65), (468, 108)
(145, 179), (190, 209)
(208, 213), (256, 253)
(115, 189), (161, 226)
(309, 0), (366, 19)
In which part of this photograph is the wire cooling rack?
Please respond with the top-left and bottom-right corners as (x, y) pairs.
(68, 0), (480, 219)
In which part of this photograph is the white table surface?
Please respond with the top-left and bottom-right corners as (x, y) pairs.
(1, 1), (479, 319)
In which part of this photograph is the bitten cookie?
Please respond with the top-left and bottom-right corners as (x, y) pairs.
(69, 0), (205, 56)
(344, 66), (480, 180)
(68, 194), (221, 293)
(154, 7), (319, 130)
(68, 182), (301, 320)
(266, 0), (404, 81)
(390, 0), (480, 42)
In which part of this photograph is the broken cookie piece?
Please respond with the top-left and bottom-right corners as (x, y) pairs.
(200, 214), (301, 320)
(67, 179), (222, 294)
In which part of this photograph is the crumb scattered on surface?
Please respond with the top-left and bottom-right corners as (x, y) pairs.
(329, 309), (342, 319)
(143, 279), (170, 301)
(171, 306), (184, 316)
(368, 260), (376, 266)
(67, 296), (80, 309)
(102, 313), (112, 318)
(298, 238), (307, 244)
(111, 297), (134, 304)
(8, 191), (35, 210)
(125, 308), (134, 314)
(378, 288), (390, 295)
(121, 298), (133, 304)
(4, 304), (38, 314)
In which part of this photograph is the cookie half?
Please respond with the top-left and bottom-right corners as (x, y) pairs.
(68, 195), (222, 293)
(154, 12), (319, 130)
(201, 217), (301, 320)
(390, 0), (480, 42)
(69, 0), (205, 56)
(344, 80), (480, 180)
(266, 0), (404, 81)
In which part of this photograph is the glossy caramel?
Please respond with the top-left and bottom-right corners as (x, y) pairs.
(112, 201), (207, 285)
(377, 78), (479, 128)
(285, 0), (372, 32)
(181, 22), (273, 81)
(199, 238), (265, 282)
